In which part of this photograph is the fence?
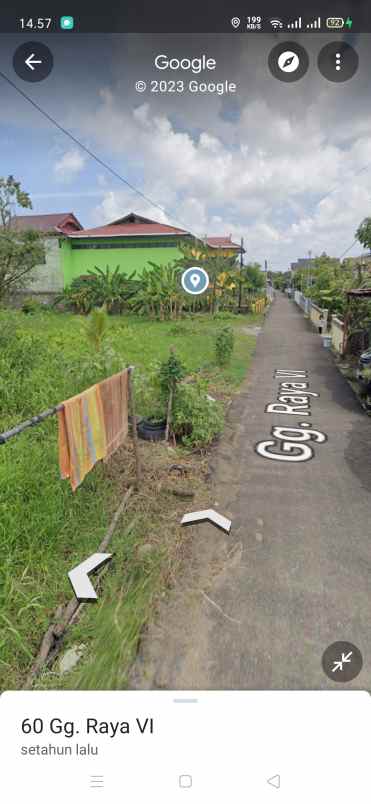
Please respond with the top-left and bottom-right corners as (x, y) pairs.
(293, 291), (348, 355)
(309, 301), (329, 333)
(251, 297), (267, 314)
(0, 366), (141, 487)
(294, 290), (310, 315)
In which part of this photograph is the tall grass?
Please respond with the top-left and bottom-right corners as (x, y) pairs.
(0, 309), (258, 689)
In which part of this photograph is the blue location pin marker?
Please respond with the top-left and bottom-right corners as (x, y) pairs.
(181, 266), (209, 295)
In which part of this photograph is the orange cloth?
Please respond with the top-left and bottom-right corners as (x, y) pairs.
(58, 369), (129, 491)
(99, 369), (129, 458)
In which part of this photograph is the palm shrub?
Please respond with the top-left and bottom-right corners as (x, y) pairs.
(129, 261), (184, 320)
(87, 266), (139, 313)
(56, 267), (139, 314)
(86, 305), (109, 351)
(55, 275), (98, 314)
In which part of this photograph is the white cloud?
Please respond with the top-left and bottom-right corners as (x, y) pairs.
(23, 33), (371, 269)
(54, 149), (86, 182)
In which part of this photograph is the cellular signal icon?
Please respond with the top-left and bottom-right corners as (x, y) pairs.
(270, 18), (283, 29)
(287, 16), (302, 29)
(306, 16), (321, 28)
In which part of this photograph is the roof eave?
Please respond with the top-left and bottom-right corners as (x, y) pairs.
(67, 231), (191, 239)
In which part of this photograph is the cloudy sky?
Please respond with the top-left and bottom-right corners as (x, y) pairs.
(0, 31), (370, 270)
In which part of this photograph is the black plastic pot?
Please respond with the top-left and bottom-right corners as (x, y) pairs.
(137, 418), (166, 442)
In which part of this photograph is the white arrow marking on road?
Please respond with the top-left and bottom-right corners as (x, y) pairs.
(332, 651), (353, 672)
(181, 509), (232, 533)
(25, 53), (42, 71)
(267, 774), (281, 789)
(68, 553), (112, 601)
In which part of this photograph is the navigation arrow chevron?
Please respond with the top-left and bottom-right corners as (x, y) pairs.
(181, 509), (232, 534)
(68, 553), (112, 602)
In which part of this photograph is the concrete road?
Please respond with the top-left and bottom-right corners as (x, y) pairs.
(131, 295), (371, 690)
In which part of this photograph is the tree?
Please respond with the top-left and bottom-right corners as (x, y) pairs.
(0, 176), (44, 301)
(0, 175), (32, 227)
(0, 229), (45, 301)
(179, 241), (237, 313)
(356, 217), (371, 252)
(242, 262), (265, 293)
(272, 270), (290, 290)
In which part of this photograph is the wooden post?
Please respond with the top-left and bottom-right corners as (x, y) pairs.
(238, 236), (244, 312)
(127, 366), (141, 487)
(165, 384), (174, 442)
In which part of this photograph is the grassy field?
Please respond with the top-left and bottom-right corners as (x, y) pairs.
(0, 309), (260, 690)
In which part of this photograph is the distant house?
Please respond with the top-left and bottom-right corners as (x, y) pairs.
(205, 236), (244, 258)
(291, 256), (340, 273)
(61, 212), (193, 285)
(343, 253), (371, 270)
(290, 258), (313, 273)
(11, 212), (83, 298)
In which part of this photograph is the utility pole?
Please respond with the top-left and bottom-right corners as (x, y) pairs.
(308, 249), (312, 291)
(238, 236), (244, 311)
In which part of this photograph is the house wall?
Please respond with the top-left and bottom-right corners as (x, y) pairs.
(27, 237), (63, 292)
(60, 237), (187, 286)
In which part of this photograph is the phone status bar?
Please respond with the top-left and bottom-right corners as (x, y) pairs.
(0, 3), (368, 34)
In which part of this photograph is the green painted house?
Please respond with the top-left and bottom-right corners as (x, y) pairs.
(14, 210), (243, 297)
(61, 212), (193, 285)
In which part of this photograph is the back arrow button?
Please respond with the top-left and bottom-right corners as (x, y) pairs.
(13, 42), (54, 82)
(25, 53), (43, 71)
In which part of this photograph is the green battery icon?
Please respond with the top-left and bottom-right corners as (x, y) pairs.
(60, 16), (74, 30)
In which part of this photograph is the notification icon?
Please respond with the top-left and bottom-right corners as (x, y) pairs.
(60, 16), (74, 30)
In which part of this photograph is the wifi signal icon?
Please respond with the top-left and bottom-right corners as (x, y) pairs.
(270, 18), (283, 29)
(231, 17), (241, 29)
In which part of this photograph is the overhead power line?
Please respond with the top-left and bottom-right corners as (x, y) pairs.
(0, 69), (202, 240)
(2, 69), (371, 261)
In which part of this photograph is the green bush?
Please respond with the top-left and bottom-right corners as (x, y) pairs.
(172, 380), (224, 448)
(213, 311), (239, 320)
(215, 326), (234, 366)
(21, 297), (43, 315)
(56, 275), (98, 314)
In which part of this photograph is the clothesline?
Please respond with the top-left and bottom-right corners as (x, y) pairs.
(0, 365), (135, 446)
(0, 403), (63, 445)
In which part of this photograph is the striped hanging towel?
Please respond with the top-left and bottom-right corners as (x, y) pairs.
(58, 384), (107, 491)
(98, 368), (129, 458)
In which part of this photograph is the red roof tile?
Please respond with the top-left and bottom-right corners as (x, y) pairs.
(11, 213), (83, 234)
(68, 211), (190, 238)
(69, 222), (190, 238)
(206, 236), (242, 250)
